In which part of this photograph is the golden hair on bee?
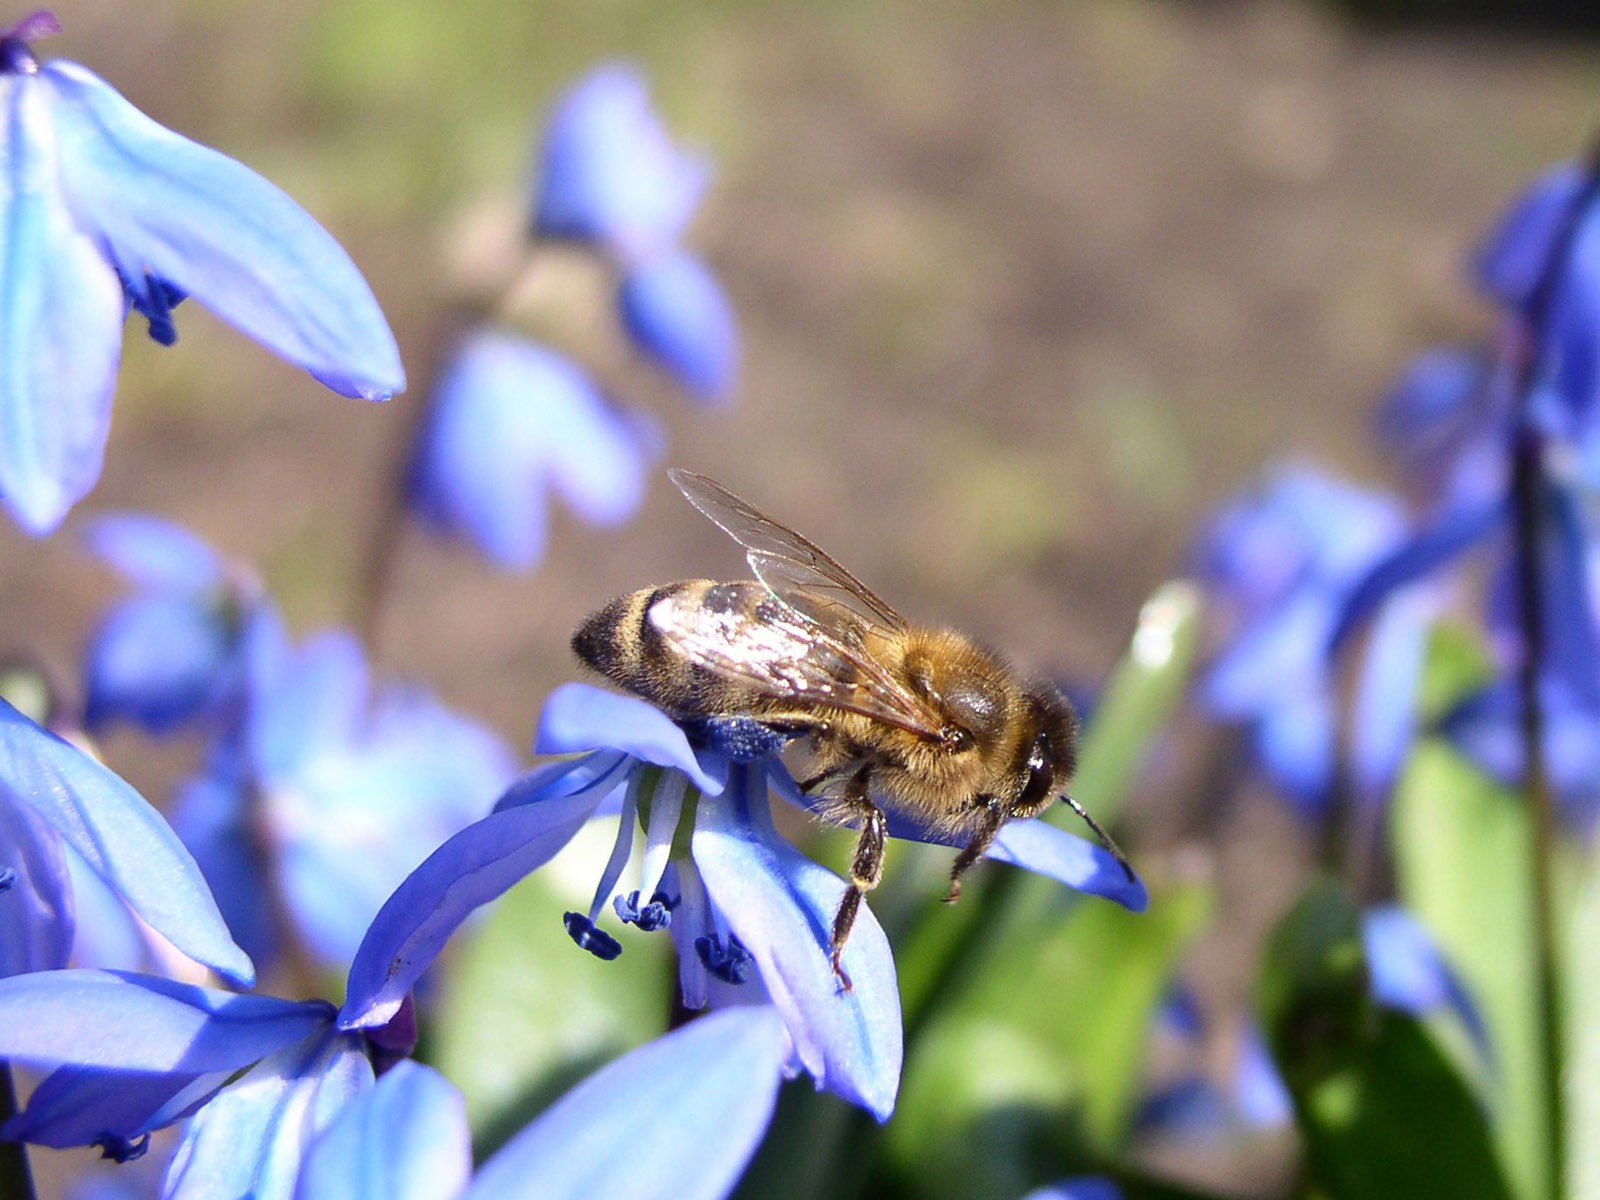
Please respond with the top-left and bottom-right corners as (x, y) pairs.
(572, 469), (1131, 988)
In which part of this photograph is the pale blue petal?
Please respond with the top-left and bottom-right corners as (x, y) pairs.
(1018, 1178), (1124, 1200)
(339, 787), (606, 1030)
(617, 252), (737, 402)
(1348, 585), (1434, 809)
(0, 699), (252, 983)
(294, 1061), (470, 1200)
(1363, 905), (1489, 1058)
(1373, 347), (1487, 463)
(1255, 689), (1336, 816)
(42, 61), (404, 399)
(1233, 1022), (1293, 1129)
(693, 764), (901, 1121)
(0, 791), (71, 976)
(249, 630), (367, 779)
(987, 819), (1148, 911)
(468, 1006), (786, 1200)
(81, 514), (225, 590)
(171, 759), (277, 970)
(535, 683), (724, 794)
(61, 842), (149, 972)
(164, 1028), (373, 1200)
(0, 970), (330, 1071)
(83, 593), (233, 733)
(4, 1063), (220, 1148)
(1474, 160), (1584, 309)
(0, 73), (123, 534)
(1200, 593), (1327, 719)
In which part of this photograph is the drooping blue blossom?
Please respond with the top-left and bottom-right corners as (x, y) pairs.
(1017, 1180), (1124, 1200)
(299, 1009), (787, 1200)
(174, 617), (515, 969)
(0, 697), (251, 984)
(1195, 463), (1436, 816)
(618, 250), (739, 402)
(406, 330), (655, 571)
(0, 17), (403, 534)
(0, 968), (408, 1197)
(532, 62), (710, 263)
(1362, 904), (1489, 1059)
(80, 514), (258, 735)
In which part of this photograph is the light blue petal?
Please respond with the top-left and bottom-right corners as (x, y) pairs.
(1362, 905), (1489, 1057)
(1373, 347), (1487, 464)
(61, 841), (149, 972)
(1018, 1178), (1124, 1200)
(42, 61), (403, 400)
(535, 683), (724, 795)
(0, 970), (330, 1071)
(164, 1028), (373, 1200)
(468, 1006), (786, 1200)
(1232, 1022), (1293, 1129)
(0, 790), (72, 976)
(1474, 160), (1583, 309)
(693, 764), (902, 1121)
(617, 252), (737, 402)
(987, 819), (1148, 911)
(533, 62), (709, 260)
(171, 758), (277, 971)
(83, 594), (233, 733)
(81, 514), (225, 590)
(4, 1063), (220, 1149)
(0, 73), (124, 534)
(249, 630), (368, 779)
(1255, 689), (1336, 817)
(339, 787), (606, 1030)
(294, 1061), (470, 1200)
(1200, 592), (1327, 719)
(1348, 585), (1434, 810)
(0, 699), (253, 983)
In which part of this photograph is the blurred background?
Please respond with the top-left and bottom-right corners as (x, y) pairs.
(8, 0), (1600, 1193)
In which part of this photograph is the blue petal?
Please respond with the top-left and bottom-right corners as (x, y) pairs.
(81, 514), (225, 590)
(1200, 593), (1329, 719)
(294, 1061), (470, 1200)
(987, 819), (1148, 911)
(4, 1063), (221, 1149)
(170, 757), (277, 971)
(1474, 160), (1584, 310)
(535, 683), (725, 795)
(339, 785), (608, 1030)
(408, 333), (647, 571)
(0, 73), (124, 534)
(249, 630), (368, 779)
(1362, 905), (1490, 1058)
(0, 699), (252, 984)
(1348, 585), (1434, 809)
(83, 593), (233, 733)
(1373, 347), (1487, 463)
(533, 62), (709, 260)
(164, 1028), (373, 1200)
(1254, 688), (1336, 817)
(0, 970), (330, 1071)
(693, 764), (902, 1121)
(617, 252), (738, 402)
(41, 61), (404, 400)
(1541, 485), (1600, 709)
(468, 1006), (787, 1200)
(61, 843), (150, 973)
(1232, 1022), (1293, 1129)
(0, 791), (72, 976)
(1134, 1075), (1232, 1141)
(1018, 1179), (1125, 1200)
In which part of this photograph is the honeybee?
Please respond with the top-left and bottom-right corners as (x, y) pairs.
(573, 469), (1132, 987)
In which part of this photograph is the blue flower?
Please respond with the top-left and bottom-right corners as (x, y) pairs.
(406, 331), (654, 571)
(341, 683), (1145, 1122)
(618, 250), (739, 403)
(0, 19), (403, 534)
(0, 968), (401, 1195)
(533, 62), (709, 262)
(0, 698), (250, 984)
(1017, 1180), (1124, 1200)
(1196, 464), (1435, 816)
(298, 1008), (788, 1200)
(80, 514), (260, 735)
(174, 620), (515, 969)
(1361, 905), (1487, 1057)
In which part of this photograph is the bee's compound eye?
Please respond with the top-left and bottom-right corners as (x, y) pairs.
(1017, 734), (1055, 810)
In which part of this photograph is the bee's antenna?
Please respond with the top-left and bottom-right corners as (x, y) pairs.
(1060, 793), (1137, 884)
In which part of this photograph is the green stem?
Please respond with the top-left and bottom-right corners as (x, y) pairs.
(0, 1064), (37, 1200)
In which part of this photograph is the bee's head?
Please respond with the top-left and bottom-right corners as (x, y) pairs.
(1005, 683), (1078, 821)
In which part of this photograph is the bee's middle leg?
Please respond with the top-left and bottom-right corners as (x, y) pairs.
(945, 796), (1005, 904)
(828, 766), (885, 993)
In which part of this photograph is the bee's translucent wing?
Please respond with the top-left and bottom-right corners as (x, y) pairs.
(670, 468), (906, 634)
(648, 586), (947, 740)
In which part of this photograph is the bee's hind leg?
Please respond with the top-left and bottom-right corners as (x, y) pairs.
(828, 766), (885, 993)
(944, 796), (1005, 904)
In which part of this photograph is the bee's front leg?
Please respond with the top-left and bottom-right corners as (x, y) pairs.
(945, 796), (1005, 904)
(828, 765), (884, 993)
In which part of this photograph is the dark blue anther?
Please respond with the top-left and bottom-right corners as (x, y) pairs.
(695, 933), (753, 985)
(682, 717), (795, 762)
(0, 867), (14, 893)
(614, 890), (675, 931)
(95, 1133), (150, 1163)
(119, 273), (187, 346)
(0, 36), (38, 75)
(563, 911), (622, 961)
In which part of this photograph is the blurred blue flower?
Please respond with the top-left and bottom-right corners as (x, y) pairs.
(407, 331), (654, 571)
(0, 20), (402, 534)
(299, 1009), (787, 1200)
(1363, 905), (1490, 1064)
(80, 514), (259, 735)
(175, 621), (515, 970)
(0, 968), (408, 1196)
(0, 698), (251, 984)
(1018, 1180), (1124, 1200)
(618, 250), (739, 402)
(1196, 464), (1434, 816)
(533, 62), (709, 262)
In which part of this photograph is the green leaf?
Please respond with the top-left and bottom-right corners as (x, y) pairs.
(428, 868), (670, 1154)
(1391, 741), (1546, 1200)
(1258, 878), (1515, 1200)
(1566, 842), (1600, 1200)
